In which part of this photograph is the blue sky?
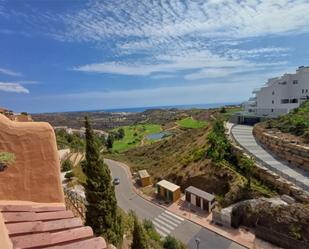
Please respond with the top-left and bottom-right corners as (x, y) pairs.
(1, 0), (309, 113)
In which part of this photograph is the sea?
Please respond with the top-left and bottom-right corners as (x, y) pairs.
(98, 102), (240, 113)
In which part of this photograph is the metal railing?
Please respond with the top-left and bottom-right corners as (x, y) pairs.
(64, 186), (87, 220)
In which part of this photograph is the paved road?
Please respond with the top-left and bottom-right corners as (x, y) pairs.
(105, 159), (245, 249)
(231, 125), (309, 192)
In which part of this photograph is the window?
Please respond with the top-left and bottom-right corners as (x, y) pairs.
(290, 98), (298, 103)
(281, 99), (289, 104)
(272, 100), (274, 104)
(271, 109), (274, 112)
(279, 81), (287, 85)
(306, 89), (308, 93)
(272, 91), (275, 95)
(293, 80), (298, 85)
(302, 89), (305, 94)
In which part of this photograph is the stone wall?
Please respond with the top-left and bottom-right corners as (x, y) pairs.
(226, 122), (309, 203)
(253, 124), (309, 171)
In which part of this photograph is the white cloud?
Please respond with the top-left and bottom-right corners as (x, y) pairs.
(226, 47), (292, 59)
(151, 74), (176, 79)
(0, 67), (23, 77)
(53, 0), (309, 42)
(74, 48), (288, 79)
(0, 82), (29, 93)
(185, 61), (288, 80)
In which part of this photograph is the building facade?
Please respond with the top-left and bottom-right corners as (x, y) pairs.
(243, 66), (309, 118)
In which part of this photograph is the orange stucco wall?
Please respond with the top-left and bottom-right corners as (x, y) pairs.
(0, 213), (12, 249)
(0, 114), (64, 203)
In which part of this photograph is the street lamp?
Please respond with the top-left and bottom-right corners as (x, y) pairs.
(195, 237), (200, 249)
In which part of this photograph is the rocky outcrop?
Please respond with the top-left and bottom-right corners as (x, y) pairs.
(0, 114), (64, 203)
(253, 124), (309, 171)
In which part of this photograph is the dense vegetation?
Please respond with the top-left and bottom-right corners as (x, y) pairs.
(83, 117), (123, 246)
(56, 129), (85, 151)
(264, 100), (309, 142)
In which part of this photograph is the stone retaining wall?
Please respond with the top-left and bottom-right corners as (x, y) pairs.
(253, 124), (309, 171)
(226, 123), (309, 203)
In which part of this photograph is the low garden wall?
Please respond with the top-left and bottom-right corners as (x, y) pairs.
(253, 124), (309, 171)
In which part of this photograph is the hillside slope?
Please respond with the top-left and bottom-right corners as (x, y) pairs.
(264, 100), (309, 144)
(107, 117), (275, 207)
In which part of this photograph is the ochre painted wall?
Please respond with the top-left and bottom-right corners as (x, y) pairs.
(0, 114), (64, 203)
(140, 176), (151, 187)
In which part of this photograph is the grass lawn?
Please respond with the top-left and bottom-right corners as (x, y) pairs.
(112, 124), (161, 152)
(176, 117), (207, 129)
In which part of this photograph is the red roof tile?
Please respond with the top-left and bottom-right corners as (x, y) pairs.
(0, 202), (107, 249)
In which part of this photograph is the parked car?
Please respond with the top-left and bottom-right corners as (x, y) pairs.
(113, 177), (120, 185)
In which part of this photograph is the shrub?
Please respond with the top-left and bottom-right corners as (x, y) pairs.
(0, 152), (15, 171)
(289, 224), (302, 240)
(64, 171), (74, 180)
(61, 159), (73, 172)
(0, 152), (15, 165)
(143, 219), (161, 242)
(270, 100), (309, 137)
(163, 235), (185, 249)
(302, 130), (309, 143)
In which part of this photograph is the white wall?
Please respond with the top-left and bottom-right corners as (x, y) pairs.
(247, 66), (309, 118)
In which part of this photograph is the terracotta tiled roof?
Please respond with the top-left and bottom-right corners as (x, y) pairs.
(0, 201), (107, 249)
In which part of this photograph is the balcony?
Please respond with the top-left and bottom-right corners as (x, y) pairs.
(252, 88), (261, 94)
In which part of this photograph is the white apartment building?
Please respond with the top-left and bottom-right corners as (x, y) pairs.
(243, 66), (309, 118)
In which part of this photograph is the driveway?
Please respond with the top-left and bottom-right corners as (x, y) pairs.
(105, 159), (245, 249)
(231, 124), (309, 192)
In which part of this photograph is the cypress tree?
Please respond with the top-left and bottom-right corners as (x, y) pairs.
(83, 116), (123, 245)
(131, 213), (148, 249)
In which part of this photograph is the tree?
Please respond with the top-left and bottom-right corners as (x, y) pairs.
(220, 107), (226, 113)
(61, 159), (73, 172)
(83, 116), (123, 245)
(106, 134), (114, 149)
(118, 128), (125, 139)
(163, 235), (183, 249)
(206, 120), (230, 165)
(239, 156), (255, 188)
(131, 213), (148, 249)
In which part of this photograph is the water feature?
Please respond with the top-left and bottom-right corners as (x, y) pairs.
(146, 131), (172, 140)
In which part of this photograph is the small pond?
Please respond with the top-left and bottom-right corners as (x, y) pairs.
(146, 131), (172, 140)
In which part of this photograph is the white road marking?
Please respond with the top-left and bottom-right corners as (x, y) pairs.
(152, 210), (184, 237)
(160, 212), (182, 225)
(154, 217), (177, 230)
(164, 210), (184, 221)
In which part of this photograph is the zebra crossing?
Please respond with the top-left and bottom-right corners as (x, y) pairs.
(152, 210), (184, 237)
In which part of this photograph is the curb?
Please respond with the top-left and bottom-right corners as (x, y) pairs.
(106, 159), (252, 249)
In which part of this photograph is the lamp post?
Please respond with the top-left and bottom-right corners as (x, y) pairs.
(195, 237), (200, 249)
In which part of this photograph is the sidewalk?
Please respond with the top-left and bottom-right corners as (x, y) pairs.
(136, 188), (255, 249)
(168, 196), (254, 249)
